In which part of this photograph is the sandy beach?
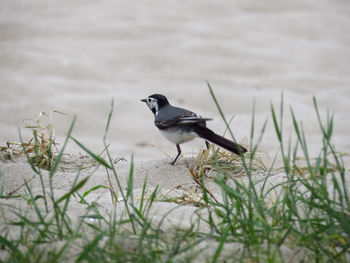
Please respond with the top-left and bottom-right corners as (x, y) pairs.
(1, 0), (350, 261)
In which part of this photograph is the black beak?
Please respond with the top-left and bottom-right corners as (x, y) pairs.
(141, 99), (147, 103)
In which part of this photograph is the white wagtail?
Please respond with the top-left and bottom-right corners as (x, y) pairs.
(141, 94), (247, 165)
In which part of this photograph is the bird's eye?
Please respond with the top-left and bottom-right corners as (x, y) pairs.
(147, 98), (151, 103)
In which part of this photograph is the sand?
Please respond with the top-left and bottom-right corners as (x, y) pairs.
(0, 0), (350, 261)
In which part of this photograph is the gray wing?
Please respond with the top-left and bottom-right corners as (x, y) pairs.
(155, 107), (212, 129)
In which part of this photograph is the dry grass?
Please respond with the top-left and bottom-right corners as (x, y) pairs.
(0, 111), (63, 169)
(193, 144), (267, 178)
(0, 111), (107, 171)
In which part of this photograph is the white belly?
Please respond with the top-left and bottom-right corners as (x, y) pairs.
(159, 129), (197, 145)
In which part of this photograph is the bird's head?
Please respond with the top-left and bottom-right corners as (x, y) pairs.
(141, 94), (169, 115)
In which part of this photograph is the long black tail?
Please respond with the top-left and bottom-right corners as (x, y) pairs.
(194, 126), (247, 155)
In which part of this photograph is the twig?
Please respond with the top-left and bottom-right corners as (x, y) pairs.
(186, 162), (219, 204)
(6, 175), (36, 197)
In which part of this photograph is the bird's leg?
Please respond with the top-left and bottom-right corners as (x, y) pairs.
(205, 140), (210, 149)
(171, 144), (181, 165)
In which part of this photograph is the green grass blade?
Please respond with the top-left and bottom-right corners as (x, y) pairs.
(18, 128), (40, 175)
(71, 136), (112, 169)
(249, 98), (256, 151)
(104, 98), (114, 141)
(76, 233), (104, 262)
(139, 175), (148, 213)
(270, 104), (282, 143)
(55, 176), (90, 205)
(211, 227), (229, 263)
(50, 115), (76, 177)
(126, 154), (134, 202)
(0, 235), (23, 259)
(80, 185), (109, 203)
(207, 80), (236, 142)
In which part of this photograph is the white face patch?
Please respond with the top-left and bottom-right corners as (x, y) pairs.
(146, 97), (159, 115)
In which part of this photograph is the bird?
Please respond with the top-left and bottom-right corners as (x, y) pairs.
(141, 94), (247, 165)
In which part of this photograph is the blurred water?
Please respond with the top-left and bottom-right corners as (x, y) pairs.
(1, 0), (350, 162)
